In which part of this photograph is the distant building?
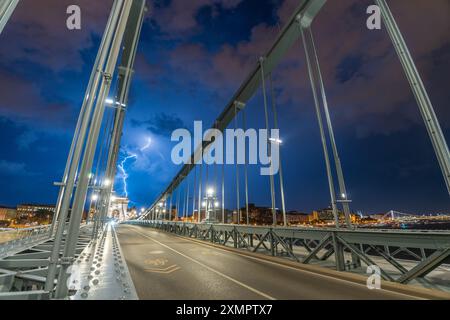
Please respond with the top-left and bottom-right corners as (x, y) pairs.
(224, 209), (235, 223)
(285, 211), (310, 225)
(351, 213), (362, 224)
(16, 204), (55, 220)
(109, 196), (129, 221)
(0, 206), (17, 221)
(245, 204), (279, 225)
(311, 207), (347, 223)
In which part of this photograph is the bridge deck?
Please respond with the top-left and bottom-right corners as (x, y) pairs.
(117, 224), (438, 300)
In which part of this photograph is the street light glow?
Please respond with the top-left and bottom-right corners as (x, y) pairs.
(103, 179), (111, 187)
(105, 98), (114, 105)
(269, 138), (283, 144)
(207, 188), (214, 196)
(91, 194), (99, 201)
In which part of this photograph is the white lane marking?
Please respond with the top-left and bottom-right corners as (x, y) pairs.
(131, 228), (276, 300)
(126, 226), (424, 300)
(149, 250), (165, 255)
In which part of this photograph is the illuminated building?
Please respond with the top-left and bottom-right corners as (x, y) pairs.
(108, 196), (130, 221)
(16, 204), (55, 219)
(0, 206), (17, 221)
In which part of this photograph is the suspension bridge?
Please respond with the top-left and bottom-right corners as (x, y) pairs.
(1, 0), (450, 300)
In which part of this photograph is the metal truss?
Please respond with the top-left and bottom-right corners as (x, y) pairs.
(0, 225), (92, 300)
(127, 220), (450, 287)
(0, 0), (19, 35)
(0, 226), (51, 260)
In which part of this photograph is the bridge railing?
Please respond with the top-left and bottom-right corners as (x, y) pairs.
(125, 220), (450, 288)
(0, 225), (51, 258)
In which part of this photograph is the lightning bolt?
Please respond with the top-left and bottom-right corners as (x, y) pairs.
(118, 154), (137, 199)
(118, 138), (152, 199)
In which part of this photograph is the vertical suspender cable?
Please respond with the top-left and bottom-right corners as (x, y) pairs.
(300, 26), (340, 228)
(192, 165), (197, 219)
(307, 27), (352, 227)
(214, 149), (219, 222)
(198, 162), (203, 223)
(168, 190), (173, 221)
(222, 145), (225, 224)
(234, 104), (241, 224)
(176, 182), (181, 221)
(260, 58), (277, 226)
(269, 74), (287, 227)
(243, 109), (250, 225)
(185, 172), (190, 219)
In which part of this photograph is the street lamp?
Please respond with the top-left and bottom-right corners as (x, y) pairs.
(269, 137), (283, 145)
(202, 187), (219, 224)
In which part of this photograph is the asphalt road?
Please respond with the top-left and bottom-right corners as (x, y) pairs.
(117, 224), (419, 300)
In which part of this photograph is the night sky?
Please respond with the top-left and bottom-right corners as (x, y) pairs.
(0, 0), (449, 215)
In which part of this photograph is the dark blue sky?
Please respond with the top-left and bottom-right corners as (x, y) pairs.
(0, 0), (449, 215)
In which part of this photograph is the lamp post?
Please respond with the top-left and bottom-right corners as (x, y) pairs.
(268, 136), (287, 227)
(202, 188), (219, 224)
(158, 202), (164, 220)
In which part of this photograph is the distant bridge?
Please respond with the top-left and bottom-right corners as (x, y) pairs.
(381, 210), (421, 221)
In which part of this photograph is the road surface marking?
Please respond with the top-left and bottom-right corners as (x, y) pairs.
(131, 228), (276, 300)
(145, 265), (181, 274)
(149, 250), (165, 255)
(144, 258), (169, 267)
(128, 226), (424, 300)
